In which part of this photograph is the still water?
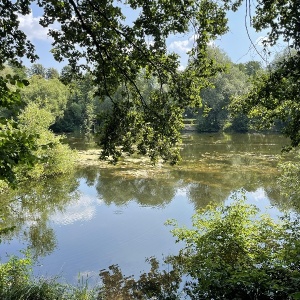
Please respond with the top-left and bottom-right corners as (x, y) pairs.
(0, 133), (292, 285)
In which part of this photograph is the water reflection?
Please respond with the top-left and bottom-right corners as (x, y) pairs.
(0, 133), (296, 283)
(0, 174), (79, 258)
(99, 257), (183, 300)
(95, 174), (176, 207)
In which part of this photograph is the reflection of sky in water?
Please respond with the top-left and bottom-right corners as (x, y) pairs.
(50, 178), (103, 225)
(33, 182), (195, 284)
(0, 182), (282, 286)
(30, 182), (281, 285)
(51, 195), (97, 225)
(0, 134), (291, 285)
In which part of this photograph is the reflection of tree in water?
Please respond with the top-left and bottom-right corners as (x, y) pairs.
(179, 133), (286, 208)
(269, 155), (300, 213)
(181, 133), (288, 160)
(0, 133), (293, 261)
(73, 134), (292, 212)
(187, 182), (227, 209)
(267, 183), (300, 213)
(99, 257), (182, 300)
(0, 174), (79, 258)
(98, 200), (300, 299)
(26, 224), (56, 257)
(173, 167), (280, 210)
(95, 171), (177, 207)
(76, 157), (286, 212)
(76, 166), (99, 187)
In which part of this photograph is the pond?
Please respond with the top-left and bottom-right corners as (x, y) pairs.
(0, 133), (293, 286)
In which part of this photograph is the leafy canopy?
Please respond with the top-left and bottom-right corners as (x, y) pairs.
(0, 72), (38, 185)
(1, 0), (233, 165)
(230, 0), (300, 147)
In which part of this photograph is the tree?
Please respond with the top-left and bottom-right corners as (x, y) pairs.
(0, 65), (72, 186)
(0, 0), (39, 185)
(167, 198), (300, 299)
(232, 50), (300, 143)
(196, 49), (250, 132)
(52, 72), (97, 133)
(28, 64), (60, 79)
(21, 75), (69, 120)
(28, 63), (47, 78)
(0, 71), (37, 185)
(15, 102), (76, 180)
(0, 67), (73, 186)
(1, 0), (231, 167)
(45, 67), (59, 79)
(236, 61), (262, 77)
(230, 0), (300, 147)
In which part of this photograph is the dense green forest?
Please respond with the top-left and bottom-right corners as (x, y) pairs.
(1, 55), (271, 134)
(1, 0), (300, 298)
(0, 49), (293, 191)
(1, 0), (300, 185)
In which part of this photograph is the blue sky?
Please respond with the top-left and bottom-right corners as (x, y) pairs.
(18, 2), (285, 71)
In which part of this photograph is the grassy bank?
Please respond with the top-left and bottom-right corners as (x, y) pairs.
(0, 253), (101, 300)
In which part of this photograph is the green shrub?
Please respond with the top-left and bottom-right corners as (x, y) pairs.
(0, 253), (100, 300)
(167, 195), (300, 299)
(15, 103), (77, 181)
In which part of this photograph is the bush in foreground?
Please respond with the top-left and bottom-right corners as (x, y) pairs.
(1, 197), (300, 299)
(168, 196), (300, 299)
(0, 252), (100, 300)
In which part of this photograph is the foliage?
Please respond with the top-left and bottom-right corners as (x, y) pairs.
(236, 61), (262, 77)
(167, 196), (300, 299)
(252, 0), (300, 50)
(0, 61), (75, 186)
(194, 49), (253, 133)
(230, 0), (300, 147)
(1, 0), (234, 164)
(0, 252), (32, 294)
(28, 63), (47, 78)
(0, 1), (37, 68)
(0, 252), (100, 300)
(21, 75), (69, 120)
(0, 172), (79, 258)
(52, 72), (97, 133)
(15, 103), (77, 180)
(0, 72), (29, 108)
(0, 67), (72, 186)
(99, 257), (182, 300)
(232, 51), (300, 143)
(277, 150), (300, 211)
(0, 120), (38, 185)
(0, 73), (38, 185)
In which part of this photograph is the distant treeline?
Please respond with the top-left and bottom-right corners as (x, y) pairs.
(5, 47), (288, 138)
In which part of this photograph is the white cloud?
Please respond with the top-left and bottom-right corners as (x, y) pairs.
(177, 65), (185, 71)
(252, 188), (266, 202)
(169, 39), (191, 53)
(51, 195), (98, 225)
(145, 39), (155, 47)
(18, 11), (53, 41)
(169, 34), (213, 54)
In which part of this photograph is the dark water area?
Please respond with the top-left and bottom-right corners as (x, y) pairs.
(0, 133), (294, 285)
